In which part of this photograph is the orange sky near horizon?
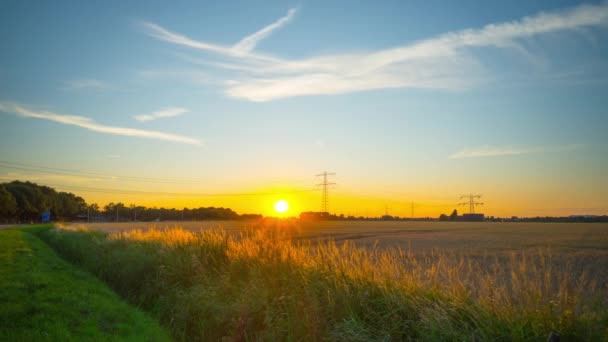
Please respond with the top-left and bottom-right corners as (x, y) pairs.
(2, 161), (606, 218)
(65, 184), (607, 218)
(2, 155), (606, 218)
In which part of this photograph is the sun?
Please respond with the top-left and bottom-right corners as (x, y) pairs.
(274, 200), (289, 214)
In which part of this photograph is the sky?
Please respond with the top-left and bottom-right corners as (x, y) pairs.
(1, 0), (607, 217)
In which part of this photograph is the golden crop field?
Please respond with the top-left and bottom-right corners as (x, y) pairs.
(46, 221), (608, 340)
(65, 220), (608, 252)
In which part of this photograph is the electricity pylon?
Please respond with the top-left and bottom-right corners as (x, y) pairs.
(459, 194), (484, 213)
(316, 172), (336, 213)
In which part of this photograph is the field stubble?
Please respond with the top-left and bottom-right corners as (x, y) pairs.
(48, 220), (608, 340)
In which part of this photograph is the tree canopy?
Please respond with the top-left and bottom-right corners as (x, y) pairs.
(0, 180), (261, 223)
(0, 184), (17, 220)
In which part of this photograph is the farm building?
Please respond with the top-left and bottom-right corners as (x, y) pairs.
(459, 213), (485, 221)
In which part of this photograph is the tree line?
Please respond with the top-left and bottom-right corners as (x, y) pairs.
(0, 181), (262, 223)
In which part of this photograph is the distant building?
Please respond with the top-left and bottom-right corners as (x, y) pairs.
(459, 213), (484, 221)
(439, 210), (485, 222)
(300, 212), (333, 221)
(569, 215), (598, 219)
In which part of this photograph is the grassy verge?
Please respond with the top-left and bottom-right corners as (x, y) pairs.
(0, 225), (171, 341)
(37, 226), (608, 341)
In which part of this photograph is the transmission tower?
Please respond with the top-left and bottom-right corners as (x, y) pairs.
(316, 171), (336, 213)
(458, 194), (484, 213)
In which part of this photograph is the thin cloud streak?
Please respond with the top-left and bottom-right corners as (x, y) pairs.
(135, 107), (189, 122)
(0, 172), (103, 184)
(449, 146), (543, 159)
(142, 3), (608, 101)
(0, 103), (202, 146)
(232, 8), (297, 54)
(140, 21), (280, 64)
(449, 144), (582, 159)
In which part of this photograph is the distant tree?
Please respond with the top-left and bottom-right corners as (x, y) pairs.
(135, 206), (146, 221)
(56, 192), (86, 220)
(39, 185), (60, 216)
(449, 209), (458, 221)
(1, 180), (267, 222)
(129, 204), (137, 221)
(88, 203), (100, 220)
(103, 202), (116, 220)
(439, 214), (449, 221)
(4, 181), (49, 221)
(0, 185), (17, 221)
(1, 181), (91, 222)
(113, 203), (126, 221)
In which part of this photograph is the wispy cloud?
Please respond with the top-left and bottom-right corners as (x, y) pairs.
(449, 146), (542, 159)
(141, 3), (608, 101)
(135, 107), (189, 122)
(0, 103), (202, 146)
(449, 144), (582, 159)
(231, 8), (297, 54)
(62, 78), (111, 91)
(0, 172), (103, 184)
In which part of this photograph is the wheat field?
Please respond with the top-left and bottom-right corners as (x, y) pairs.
(44, 221), (608, 340)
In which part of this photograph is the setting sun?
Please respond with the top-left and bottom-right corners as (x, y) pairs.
(274, 200), (289, 214)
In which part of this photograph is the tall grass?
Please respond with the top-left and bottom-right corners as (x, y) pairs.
(38, 226), (608, 341)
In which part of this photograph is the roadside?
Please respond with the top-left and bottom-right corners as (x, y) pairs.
(0, 224), (27, 229)
(0, 225), (172, 341)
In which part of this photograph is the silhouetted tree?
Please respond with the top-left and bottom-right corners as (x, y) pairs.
(450, 209), (458, 221)
(0, 185), (17, 222)
(1, 181), (259, 222)
(4, 181), (49, 221)
(88, 203), (100, 220)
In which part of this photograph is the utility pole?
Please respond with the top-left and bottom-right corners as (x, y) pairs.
(316, 171), (336, 213)
(459, 194), (484, 213)
(384, 204), (389, 216)
(411, 202), (414, 219)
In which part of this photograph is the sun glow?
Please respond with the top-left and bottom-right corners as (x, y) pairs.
(274, 200), (289, 214)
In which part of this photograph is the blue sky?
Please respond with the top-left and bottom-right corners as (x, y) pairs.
(1, 0), (607, 216)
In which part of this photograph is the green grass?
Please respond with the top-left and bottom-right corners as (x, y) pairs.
(0, 225), (171, 341)
(37, 226), (608, 341)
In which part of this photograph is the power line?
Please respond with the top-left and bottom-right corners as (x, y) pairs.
(331, 189), (455, 208)
(458, 193), (484, 213)
(0, 160), (314, 186)
(0, 177), (318, 198)
(0, 160), (465, 214)
(0, 161), (197, 184)
(315, 171), (336, 213)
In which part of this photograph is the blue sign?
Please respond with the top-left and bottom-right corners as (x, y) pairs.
(41, 211), (51, 223)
